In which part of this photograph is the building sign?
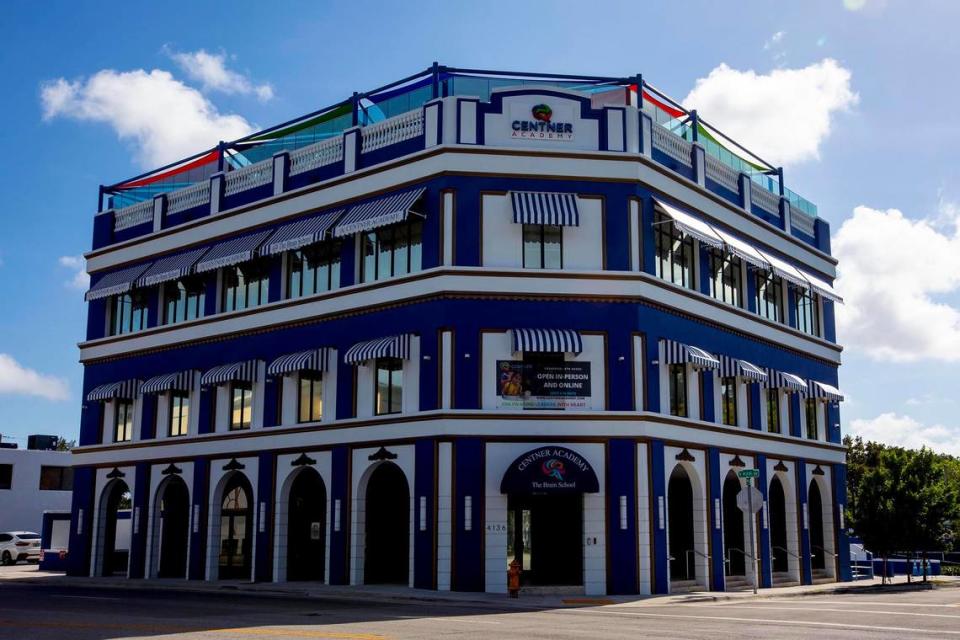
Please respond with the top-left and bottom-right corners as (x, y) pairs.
(496, 360), (591, 409)
(500, 446), (600, 494)
(511, 103), (574, 141)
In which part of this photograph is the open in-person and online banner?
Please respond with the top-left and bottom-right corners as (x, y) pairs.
(496, 360), (591, 409)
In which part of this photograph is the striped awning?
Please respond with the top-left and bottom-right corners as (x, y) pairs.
(86, 379), (140, 402)
(654, 198), (724, 249)
(718, 355), (768, 382)
(268, 348), (331, 375)
(509, 191), (580, 227)
(799, 270), (843, 304)
(85, 263), (151, 301)
(195, 229), (274, 273)
(756, 250), (810, 289)
(200, 360), (261, 386)
(710, 227), (772, 271)
(261, 210), (345, 256)
(660, 339), (720, 370)
(809, 380), (844, 402)
(136, 247), (209, 287)
(140, 370), (196, 395)
(511, 328), (583, 354)
(344, 334), (412, 365)
(767, 370), (808, 393)
(333, 188), (425, 238)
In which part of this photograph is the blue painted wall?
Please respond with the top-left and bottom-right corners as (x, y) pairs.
(606, 439), (638, 594)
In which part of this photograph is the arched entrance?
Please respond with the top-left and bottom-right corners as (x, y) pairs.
(364, 463), (409, 584)
(668, 466), (696, 581)
(722, 473), (745, 577)
(218, 474), (253, 580)
(156, 477), (190, 578)
(809, 480), (826, 571)
(99, 480), (131, 577)
(769, 477), (789, 573)
(287, 468), (326, 581)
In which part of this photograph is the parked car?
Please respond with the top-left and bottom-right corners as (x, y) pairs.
(0, 532), (41, 565)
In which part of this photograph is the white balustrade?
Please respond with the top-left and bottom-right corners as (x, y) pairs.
(113, 200), (154, 231)
(288, 137), (344, 177)
(360, 109), (424, 153)
(704, 154), (741, 194)
(751, 183), (781, 216)
(223, 159), (273, 197)
(166, 181), (211, 215)
(791, 209), (817, 237)
(651, 124), (693, 167)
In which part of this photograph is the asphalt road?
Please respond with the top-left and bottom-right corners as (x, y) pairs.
(3, 580), (960, 639)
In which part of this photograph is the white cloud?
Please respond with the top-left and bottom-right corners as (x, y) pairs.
(0, 354), (69, 401)
(41, 69), (255, 167)
(850, 413), (960, 456)
(168, 48), (274, 101)
(834, 203), (960, 362)
(843, 0), (868, 9)
(58, 255), (89, 291)
(682, 59), (858, 166)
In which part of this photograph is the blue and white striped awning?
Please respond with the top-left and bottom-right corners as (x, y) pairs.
(86, 379), (140, 402)
(85, 263), (151, 301)
(140, 370), (197, 394)
(510, 191), (580, 227)
(195, 229), (274, 273)
(333, 188), (426, 238)
(660, 339), (720, 370)
(268, 348), (331, 375)
(261, 210), (345, 256)
(654, 198), (724, 250)
(344, 334), (412, 365)
(511, 328), (583, 354)
(200, 360), (261, 386)
(718, 355), (767, 382)
(755, 249), (810, 289)
(767, 370), (808, 393)
(136, 247), (210, 287)
(809, 380), (844, 402)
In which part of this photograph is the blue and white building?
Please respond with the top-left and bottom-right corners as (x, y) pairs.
(66, 65), (848, 594)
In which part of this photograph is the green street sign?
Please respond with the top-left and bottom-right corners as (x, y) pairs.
(737, 469), (760, 479)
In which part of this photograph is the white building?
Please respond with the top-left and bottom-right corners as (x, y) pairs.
(0, 448), (73, 533)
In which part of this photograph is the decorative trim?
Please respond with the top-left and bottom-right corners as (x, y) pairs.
(368, 446), (398, 461)
(729, 455), (746, 468)
(291, 452), (317, 467)
(160, 463), (182, 476)
(774, 460), (789, 473)
(222, 458), (246, 471)
(675, 448), (696, 462)
(811, 465), (825, 476)
(106, 467), (126, 479)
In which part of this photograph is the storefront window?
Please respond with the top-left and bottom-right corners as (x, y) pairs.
(668, 364), (687, 417)
(720, 376), (738, 426)
(287, 243), (341, 298)
(654, 211), (695, 289)
(361, 218), (423, 283)
(522, 224), (563, 269)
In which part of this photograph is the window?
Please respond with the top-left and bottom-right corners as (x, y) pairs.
(169, 391), (190, 437)
(522, 224), (563, 269)
(39, 466), (73, 491)
(361, 218), (423, 283)
(806, 398), (819, 440)
(115, 399), (134, 442)
(668, 364), (688, 417)
(720, 376), (738, 426)
(164, 278), (205, 325)
(795, 288), (821, 337)
(287, 243), (341, 298)
(755, 270), (783, 323)
(298, 371), (323, 423)
(654, 211), (695, 289)
(375, 358), (403, 415)
(109, 292), (149, 336)
(230, 382), (253, 430)
(222, 259), (270, 313)
(708, 249), (742, 307)
(0, 464), (11, 490)
(767, 388), (781, 434)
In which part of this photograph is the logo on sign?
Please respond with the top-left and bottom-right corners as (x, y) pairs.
(541, 459), (566, 481)
(531, 104), (552, 122)
(512, 104), (574, 140)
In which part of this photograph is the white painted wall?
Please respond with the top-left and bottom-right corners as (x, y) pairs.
(0, 449), (73, 533)
(663, 447), (710, 591)
(483, 90), (600, 152)
(436, 442), (453, 591)
(636, 442), (651, 595)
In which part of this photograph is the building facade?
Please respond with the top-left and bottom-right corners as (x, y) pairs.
(0, 447), (73, 533)
(67, 65), (848, 594)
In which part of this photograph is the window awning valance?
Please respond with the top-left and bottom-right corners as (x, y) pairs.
(718, 355), (767, 382)
(767, 370), (808, 393)
(195, 229), (274, 273)
(800, 270), (843, 303)
(710, 226), (771, 271)
(653, 198), (724, 250)
(755, 250), (810, 289)
(809, 380), (844, 402)
(511, 328), (583, 354)
(85, 264), (151, 302)
(86, 379), (140, 402)
(140, 371), (197, 395)
(510, 191), (580, 227)
(333, 187), (425, 238)
(261, 210), (345, 256)
(343, 334), (412, 365)
(268, 348), (331, 375)
(136, 247), (210, 288)
(200, 360), (261, 386)
(661, 339), (720, 370)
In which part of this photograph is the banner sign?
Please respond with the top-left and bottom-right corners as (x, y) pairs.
(500, 446), (600, 494)
(496, 360), (591, 409)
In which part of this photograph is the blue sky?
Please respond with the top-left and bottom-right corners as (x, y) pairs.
(2, 0), (959, 451)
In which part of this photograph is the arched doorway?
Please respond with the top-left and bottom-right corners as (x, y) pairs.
(809, 480), (826, 571)
(99, 480), (131, 577)
(287, 468), (326, 581)
(668, 466), (696, 581)
(722, 473), (745, 577)
(769, 477), (789, 573)
(218, 474), (253, 580)
(364, 463), (409, 584)
(156, 477), (190, 578)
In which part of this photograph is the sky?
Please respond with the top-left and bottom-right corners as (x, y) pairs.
(1, 0), (958, 452)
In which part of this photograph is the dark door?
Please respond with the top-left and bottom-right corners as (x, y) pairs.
(809, 481), (826, 570)
(364, 463), (409, 584)
(101, 481), (130, 577)
(218, 475), (253, 580)
(723, 475), (745, 576)
(158, 478), (190, 578)
(769, 477), (789, 573)
(287, 469), (326, 581)
(508, 493), (583, 586)
(668, 466), (695, 580)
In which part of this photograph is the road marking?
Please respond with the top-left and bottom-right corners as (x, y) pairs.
(698, 604), (960, 619)
(0, 618), (388, 639)
(764, 598), (960, 608)
(210, 629), (387, 639)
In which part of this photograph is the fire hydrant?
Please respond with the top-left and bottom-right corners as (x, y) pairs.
(508, 559), (522, 598)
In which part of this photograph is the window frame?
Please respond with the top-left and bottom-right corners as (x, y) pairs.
(114, 399), (134, 442)
(0, 464), (12, 490)
(287, 242), (342, 299)
(521, 223), (564, 270)
(109, 291), (150, 336)
(222, 259), (271, 313)
(164, 277), (205, 325)
(168, 390), (190, 437)
(795, 287), (822, 337)
(654, 211), (696, 290)
(766, 388), (781, 434)
(297, 370), (324, 423)
(720, 376), (738, 426)
(360, 217), (424, 284)
(668, 363), (688, 418)
(755, 269), (784, 324)
(708, 248), (743, 307)
(39, 465), (73, 491)
(229, 381), (253, 431)
(805, 397), (819, 440)
(374, 357), (404, 416)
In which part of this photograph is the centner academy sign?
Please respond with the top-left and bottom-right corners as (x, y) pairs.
(511, 104), (574, 141)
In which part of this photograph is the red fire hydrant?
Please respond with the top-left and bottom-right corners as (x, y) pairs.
(508, 559), (522, 598)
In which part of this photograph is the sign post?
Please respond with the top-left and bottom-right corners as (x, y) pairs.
(737, 469), (762, 595)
